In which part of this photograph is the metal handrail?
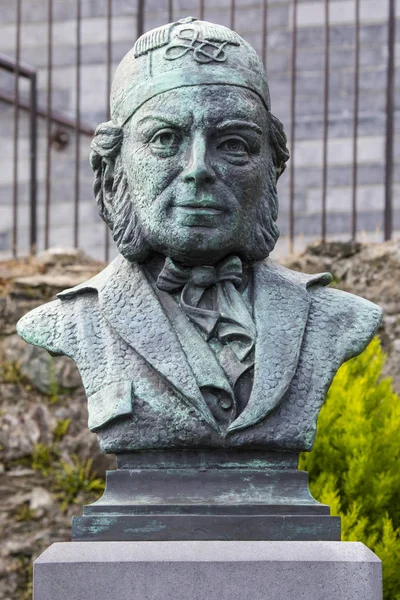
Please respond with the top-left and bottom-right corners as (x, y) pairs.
(0, 90), (96, 137)
(1, 51), (97, 257)
(1, 52), (37, 255)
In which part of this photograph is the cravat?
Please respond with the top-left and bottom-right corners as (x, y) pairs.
(156, 255), (256, 364)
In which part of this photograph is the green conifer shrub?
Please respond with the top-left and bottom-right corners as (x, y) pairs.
(300, 338), (400, 599)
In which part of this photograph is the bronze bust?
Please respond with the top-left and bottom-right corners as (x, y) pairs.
(17, 18), (382, 541)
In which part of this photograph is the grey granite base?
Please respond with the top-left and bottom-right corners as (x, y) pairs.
(34, 541), (382, 600)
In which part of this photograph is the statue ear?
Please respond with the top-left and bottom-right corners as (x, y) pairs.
(268, 113), (289, 182)
(90, 121), (123, 227)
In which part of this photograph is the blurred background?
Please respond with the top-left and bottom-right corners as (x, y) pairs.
(1, 0), (398, 261)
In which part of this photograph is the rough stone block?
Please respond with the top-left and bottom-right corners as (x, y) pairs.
(297, 0), (389, 29)
(294, 164), (385, 191)
(306, 184), (385, 215)
(232, 7), (265, 33)
(297, 1), (354, 28)
(265, 49), (290, 73)
(359, 69), (389, 92)
(175, 0), (205, 11)
(266, 28), (291, 51)
(284, 209), (386, 236)
(0, 229), (10, 252)
(293, 135), (385, 168)
(0, 0), (114, 23)
(33, 541), (382, 600)
(360, 24), (387, 46)
(358, 92), (386, 113)
(112, 0), (137, 17)
(266, 4), (290, 29)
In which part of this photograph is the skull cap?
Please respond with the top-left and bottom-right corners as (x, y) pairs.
(110, 17), (271, 127)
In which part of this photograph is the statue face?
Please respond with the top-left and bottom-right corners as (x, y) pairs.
(121, 85), (270, 264)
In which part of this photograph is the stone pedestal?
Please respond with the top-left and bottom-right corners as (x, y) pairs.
(34, 541), (382, 600)
(72, 451), (340, 541)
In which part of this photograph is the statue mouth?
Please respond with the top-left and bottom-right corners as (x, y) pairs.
(169, 201), (227, 229)
(176, 205), (223, 215)
(171, 199), (225, 215)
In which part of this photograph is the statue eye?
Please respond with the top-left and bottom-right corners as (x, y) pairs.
(218, 137), (248, 155)
(150, 129), (181, 150)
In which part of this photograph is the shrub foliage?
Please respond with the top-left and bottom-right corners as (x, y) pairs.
(300, 338), (400, 599)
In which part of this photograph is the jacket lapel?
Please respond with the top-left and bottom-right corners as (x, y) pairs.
(228, 259), (310, 434)
(86, 256), (219, 431)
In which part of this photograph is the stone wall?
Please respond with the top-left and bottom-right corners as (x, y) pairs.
(1, 0), (399, 258)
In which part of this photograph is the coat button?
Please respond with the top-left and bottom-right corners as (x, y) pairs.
(218, 397), (232, 410)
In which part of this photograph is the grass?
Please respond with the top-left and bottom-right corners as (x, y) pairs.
(54, 455), (105, 512)
(14, 503), (35, 522)
(1, 361), (23, 384)
(14, 555), (33, 600)
(53, 418), (71, 443)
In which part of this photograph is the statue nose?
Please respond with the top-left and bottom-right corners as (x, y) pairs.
(182, 135), (216, 185)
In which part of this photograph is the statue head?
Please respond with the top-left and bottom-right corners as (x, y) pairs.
(90, 17), (289, 265)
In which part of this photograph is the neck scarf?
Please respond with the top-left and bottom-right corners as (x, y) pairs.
(156, 255), (255, 363)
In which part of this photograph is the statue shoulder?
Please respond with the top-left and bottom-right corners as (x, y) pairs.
(17, 256), (124, 356)
(17, 298), (74, 356)
(307, 283), (383, 361)
(263, 259), (383, 360)
(262, 259), (333, 289)
(17, 291), (102, 357)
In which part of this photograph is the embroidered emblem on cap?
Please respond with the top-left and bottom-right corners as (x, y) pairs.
(164, 27), (234, 63)
(133, 17), (240, 59)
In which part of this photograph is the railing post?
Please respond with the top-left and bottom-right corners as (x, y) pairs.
(137, 0), (145, 38)
(74, 0), (81, 249)
(321, 0), (330, 243)
(12, 0), (22, 257)
(351, 0), (360, 241)
(29, 72), (38, 255)
(289, 0), (298, 253)
(384, 0), (396, 241)
(45, 0), (53, 250)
